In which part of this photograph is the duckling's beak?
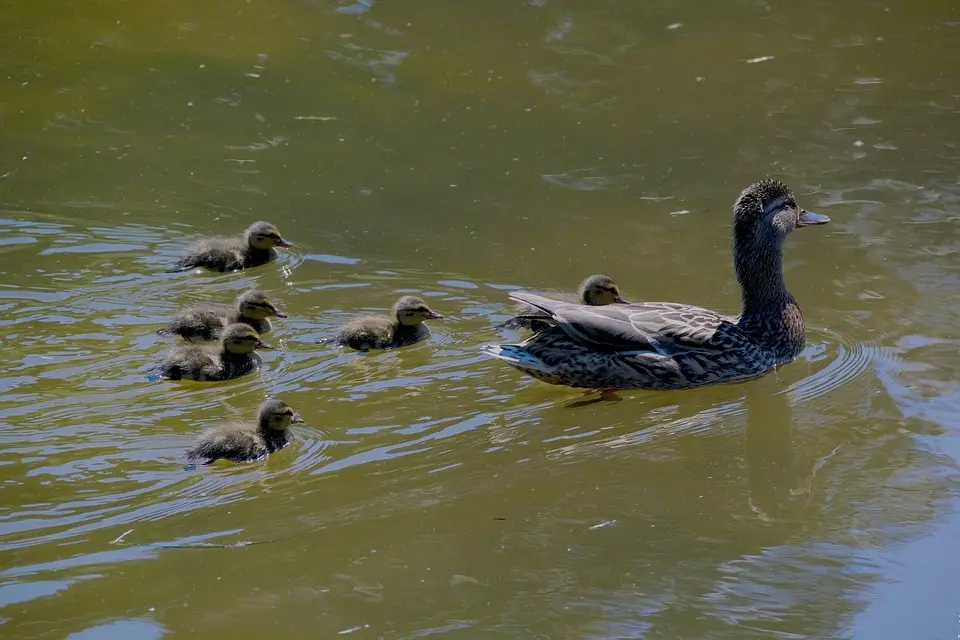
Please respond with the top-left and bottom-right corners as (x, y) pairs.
(292, 413), (305, 424)
(256, 340), (273, 349)
(277, 238), (293, 248)
(274, 310), (288, 318)
(614, 295), (629, 304)
(427, 310), (444, 320)
(796, 210), (830, 227)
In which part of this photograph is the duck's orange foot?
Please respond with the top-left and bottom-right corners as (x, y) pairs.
(566, 389), (624, 408)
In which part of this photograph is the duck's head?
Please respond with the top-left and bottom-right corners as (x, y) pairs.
(732, 179), (829, 276)
(221, 323), (272, 354)
(236, 289), (286, 320)
(245, 221), (292, 251)
(579, 274), (628, 305)
(393, 295), (443, 326)
(258, 398), (305, 431)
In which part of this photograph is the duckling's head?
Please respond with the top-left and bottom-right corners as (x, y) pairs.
(221, 323), (272, 354)
(393, 295), (443, 327)
(245, 221), (292, 251)
(257, 398), (305, 431)
(236, 289), (286, 320)
(579, 274), (628, 305)
(733, 179), (830, 276)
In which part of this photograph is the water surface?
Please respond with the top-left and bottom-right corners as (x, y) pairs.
(2, 0), (959, 638)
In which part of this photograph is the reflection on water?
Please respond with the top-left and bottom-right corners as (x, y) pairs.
(2, 0), (960, 638)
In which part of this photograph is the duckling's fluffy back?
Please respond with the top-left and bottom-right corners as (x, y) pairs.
(170, 236), (249, 272)
(160, 302), (234, 341)
(333, 315), (396, 350)
(159, 301), (270, 341)
(187, 423), (290, 463)
(159, 341), (259, 381)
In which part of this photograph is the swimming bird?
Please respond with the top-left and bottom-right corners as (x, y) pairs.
(158, 323), (271, 381)
(502, 274), (628, 331)
(482, 179), (830, 390)
(158, 289), (286, 341)
(328, 295), (443, 350)
(167, 221), (292, 272)
(186, 399), (304, 464)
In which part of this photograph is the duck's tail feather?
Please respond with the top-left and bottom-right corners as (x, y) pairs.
(481, 343), (556, 375)
(495, 315), (552, 330)
(507, 292), (560, 316)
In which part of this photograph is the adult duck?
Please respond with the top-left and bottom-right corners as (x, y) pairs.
(482, 180), (829, 390)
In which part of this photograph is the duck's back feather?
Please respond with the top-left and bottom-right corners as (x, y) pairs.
(508, 292), (750, 356)
(502, 291), (581, 331)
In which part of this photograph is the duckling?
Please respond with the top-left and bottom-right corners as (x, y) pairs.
(158, 289), (286, 341)
(158, 323), (271, 381)
(186, 399), (304, 464)
(329, 295), (443, 350)
(503, 274), (628, 332)
(167, 221), (293, 272)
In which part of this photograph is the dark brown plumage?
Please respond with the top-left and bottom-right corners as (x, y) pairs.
(186, 399), (304, 464)
(158, 323), (271, 381)
(158, 289), (286, 341)
(503, 274), (628, 331)
(168, 221), (292, 273)
(482, 179), (830, 390)
(330, 295), (443, 351)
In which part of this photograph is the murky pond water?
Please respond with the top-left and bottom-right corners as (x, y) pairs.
(2, 0), (959, 638)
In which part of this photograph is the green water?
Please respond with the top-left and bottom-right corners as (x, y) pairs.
(2, 1), (959, 638)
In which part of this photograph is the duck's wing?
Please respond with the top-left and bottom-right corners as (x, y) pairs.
(500, 291), (580, 330)
(509, 292), (746, 355)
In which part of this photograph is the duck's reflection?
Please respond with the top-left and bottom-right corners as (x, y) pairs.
(745, 378), (811, 520)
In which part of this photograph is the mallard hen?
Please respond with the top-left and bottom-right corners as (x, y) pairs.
(482, 179), (830, 390)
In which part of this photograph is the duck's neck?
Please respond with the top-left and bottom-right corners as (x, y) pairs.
(734, 240), (805, 358)
(735, 241), (791, 317)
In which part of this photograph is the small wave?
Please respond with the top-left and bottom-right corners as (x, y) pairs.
(785, 325), (886, 404)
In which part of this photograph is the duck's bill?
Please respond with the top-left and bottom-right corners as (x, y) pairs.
(614, 296), (629, 304)
(277, 239), (294, 248)
(292, 413), (305, 424)
(256, 340), (274, 349)
(427, 311), (444, 319)
(274, 311), (288, 318)
(797, 210), (830, 227)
